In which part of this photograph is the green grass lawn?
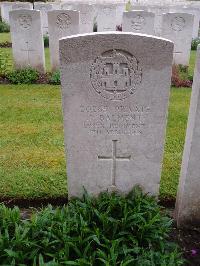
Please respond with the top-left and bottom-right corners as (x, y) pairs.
(0, 85), (67, 198)
(160, 87), (191, 199)
(0, 48), (197, 199)
(189, 50), (196, 76)
(1, 47), (51, 72)
(0, 85), (191, 200)
(0, 32), (11, 43)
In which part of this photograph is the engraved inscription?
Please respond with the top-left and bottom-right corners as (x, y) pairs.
(21, 41), (35, 64)
(171, 16), (185, 32)
(103, 7), (112, 16)
(90, 49), (142, 101)
(80, 12), (88, 25)
(80, 104), (150, 135)
(56, 13), (71, 30)
(131, 15), (145, 31)
(98, 140), (131, 189)
(18, 14), (32, 29)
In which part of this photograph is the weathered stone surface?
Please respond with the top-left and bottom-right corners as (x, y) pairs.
(48, 10), (79, 71)
(59, 32), (173, 198)
(169, 5), (200, 38)
(148, 5), (169, 36)
(123, 10), (155, 35)
(175, 46), (200, 228)
(9, 9), (45, 73)
(76, 4), (95, 33)
(34, 3), (53, 34)
(161, 12), (194, 66)
(116, 3), (126, 25)
(97, 4), (117, 31)
(1, 2), (13, 24)
(12, 2), (33, 10)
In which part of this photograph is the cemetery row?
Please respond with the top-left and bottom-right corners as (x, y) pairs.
(1, 4), (198, 73)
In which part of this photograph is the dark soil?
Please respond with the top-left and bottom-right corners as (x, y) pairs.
(0, 76), (9, 84)
(0, 73), (54, 85)
(0, 41), (12, 48)
(0, 196), (68, 208)
(35, 73), (51, 84)
(171, 225), (200, 266)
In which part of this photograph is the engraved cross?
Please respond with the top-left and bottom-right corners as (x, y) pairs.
(98, 140), (131, 189)
(21, 41), (35, 65)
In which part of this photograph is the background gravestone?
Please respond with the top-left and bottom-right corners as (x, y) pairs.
(48, 10), (79, 71)
(123, 10), (155, 35)
(161, 12), (194, 66)
(148, 5), (169, 36)
(97, 4), (117, 31)
(175, 46), (200, 228)
(34, 3), (53, 35)
(61, 2), (77, 11)
(12, 2), (33, 11)
(1, 2), (13, 24)
(116, 3), (126, 26)
(169, 5), (200, 38)
(10, 9), (45, 73)
(59, 32), (173, 198)
(76, 4), (95, 33)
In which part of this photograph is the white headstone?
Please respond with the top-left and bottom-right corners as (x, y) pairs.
(9, 9), (45, 73)
(161, 12), (194, 66)
(34, 3), (53, 35)
(97, 4), (117, 31)
(61, 2), (77, 11)
(1, 2), (13, 24)
(169, 5), (200, 38)
(175, 45), (200, 228)
(12, 2), (33, 11)
(116, 3), (126, 26)
(59, 32), (173, 198)
(148, 5), (170, 36)
(131, 5), (148, 11)
(77, 4), (95, 33)
(48, 10), (79, 71)
(123, 10), (155, 35)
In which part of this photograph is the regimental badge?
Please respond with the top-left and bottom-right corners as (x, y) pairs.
(90, 50), (142, 101)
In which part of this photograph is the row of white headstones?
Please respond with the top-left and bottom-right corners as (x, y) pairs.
(59, 31), (200, 229)
(1, 1), (200, 36)
(5, 4), (198, 73)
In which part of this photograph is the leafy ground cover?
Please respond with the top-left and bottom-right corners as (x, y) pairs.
(0, 188), (184, 265)
(0, 47), (196, 200)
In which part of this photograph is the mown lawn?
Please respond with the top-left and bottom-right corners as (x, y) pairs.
(0, 85), (67, 198)
(1, 47), (51, 72)
(160, 87), (191, 198)
(0, 45), (197, 199)
(0, 85), (191, 200)
(0, 32), (11, 43)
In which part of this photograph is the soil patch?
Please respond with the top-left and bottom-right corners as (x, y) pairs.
(0, 42), (12, 48)
(0, 196), (68, 208)
(36, 73), (51, 84)
(171, 225), (200, 266)
(0, 76), (9, 84)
